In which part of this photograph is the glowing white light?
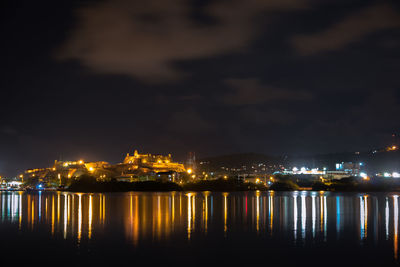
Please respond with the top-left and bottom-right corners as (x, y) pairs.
(393, 172), (400, 178)
(360, 172), (367, 178)
(384, 172), (391, 178)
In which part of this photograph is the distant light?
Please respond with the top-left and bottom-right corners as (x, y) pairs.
(292, 167), (298, 172)
(187, 168), (193, 174)
(384, 172), (391, 178)
(393, 172), (400, 178)
(360, 172), (367, 178)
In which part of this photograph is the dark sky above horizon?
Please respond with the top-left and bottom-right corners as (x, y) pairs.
(1, 0), (400, 176)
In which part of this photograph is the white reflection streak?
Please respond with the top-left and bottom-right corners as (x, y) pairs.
(394, 195), (398, 261)
(301, 194), (306, 240)
(38, 191), (42, 222)
(269, 194), (274, 234)
(312, 195), (316, 238)
(386, 197), (389, 240)
(360, 196), (364, 240)
(336, 196), (340, 236)
(293, 195), (297, 241)
(323, 195), (327, 241)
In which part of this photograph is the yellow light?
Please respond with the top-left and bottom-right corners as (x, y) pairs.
(187, 168), (192, 174)
(78, 160), (84, 164)
(19, 174), (23, 178)
(89, 167), (94, 172)
(256, 178), (260, 183)
(223, 175), (228, 179)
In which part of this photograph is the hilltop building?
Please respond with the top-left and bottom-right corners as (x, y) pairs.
(22, 150), (186, 185)
(116, 150), (186, 181)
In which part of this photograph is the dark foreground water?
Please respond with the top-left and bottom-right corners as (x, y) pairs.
(1, 191), (400, 266)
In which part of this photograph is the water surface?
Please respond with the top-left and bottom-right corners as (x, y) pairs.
(1, 191), (399, 266)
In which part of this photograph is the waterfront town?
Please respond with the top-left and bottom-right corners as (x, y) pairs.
(1, 144), (399, 191)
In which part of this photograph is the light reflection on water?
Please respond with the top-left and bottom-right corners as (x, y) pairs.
(1, 191), (400, 263)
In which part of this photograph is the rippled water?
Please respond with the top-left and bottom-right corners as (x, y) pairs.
(1, 191), (400, 266)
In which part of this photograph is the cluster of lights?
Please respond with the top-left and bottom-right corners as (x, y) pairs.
(382, 172), (400, 178)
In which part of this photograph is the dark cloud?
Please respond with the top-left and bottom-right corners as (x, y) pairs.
(238, 108), (295, 125)
(168, 108), (215, 133)
(57, 0), (309, 82)
(222, 78), (313, 105)
(292, 3), (400, 55)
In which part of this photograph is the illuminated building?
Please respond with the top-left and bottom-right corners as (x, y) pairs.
(22, 150), (186, 184)
(120, 150), (185, 174)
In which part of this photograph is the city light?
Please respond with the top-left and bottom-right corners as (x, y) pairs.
(187, 168), (192, 174)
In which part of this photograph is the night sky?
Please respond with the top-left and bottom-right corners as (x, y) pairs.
(1, 0), (400, 176)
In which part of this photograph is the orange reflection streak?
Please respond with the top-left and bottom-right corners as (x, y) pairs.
(67, 195), (71, 229)
(45, 198), (48, 221)
(157, 195), (161, 240)
(180, 194), (182, 217)
(192, 194), (196, 233)
(172, 193), (175, 229)
(223, 192), (229, 235)
(99, 194), (102, 224)
(256, 191), (260, 233)
(165, 196), (170, 239)
(203, 192), (210, 234)
(64, 194), (68, 239)
(88, 195), (93, 239)
(134, 195), (139, 246)
(269, 191), (274, 234)
(19, 192), (22, 230)
(27, 195), (31, 228)
(57, 193), (60, 226)
(32, 197), (35, 229)
(320, 193), (324, 234)
(187, 193), (192, 240)
(51, 196), (54, 235)
(102, 195), (105, 224)
(77, 194), (82, 242)
(394, 195), (399, 261)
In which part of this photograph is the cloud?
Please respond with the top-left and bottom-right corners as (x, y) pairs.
(168, 108), (215, 133)
(57, 0), (309, 82)
(292, 3), (400, 56)
(239, 107), (295, 125)
(222, 78), (313, 105)
(0, 126), (18, 136)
